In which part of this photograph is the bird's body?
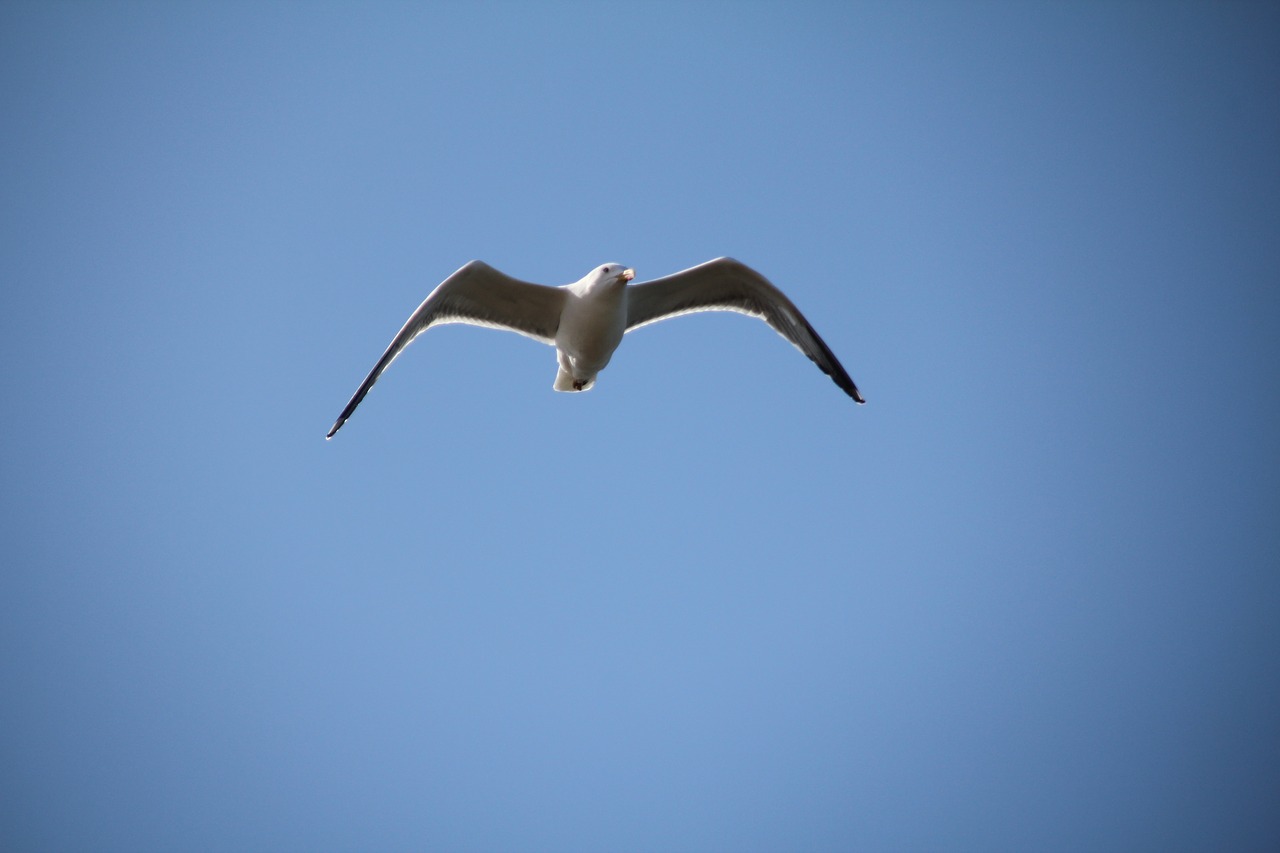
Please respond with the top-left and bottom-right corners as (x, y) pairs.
(554, 267), (630, 392)
(326, 258), (863, 439)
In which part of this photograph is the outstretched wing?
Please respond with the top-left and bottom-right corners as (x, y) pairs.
(624, 257), (864, 403)
(326, 261), (566, 438)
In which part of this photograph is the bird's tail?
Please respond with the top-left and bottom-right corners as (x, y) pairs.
(553, 366), (594, 392)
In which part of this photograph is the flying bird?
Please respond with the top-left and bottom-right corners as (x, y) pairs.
(326, 258), (864, 439)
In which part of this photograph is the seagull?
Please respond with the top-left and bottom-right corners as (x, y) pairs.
(326, 257), (864, 439)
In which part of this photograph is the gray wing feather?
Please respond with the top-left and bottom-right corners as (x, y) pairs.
(326, 261), (565, 438)
(625, 257), (865, 404)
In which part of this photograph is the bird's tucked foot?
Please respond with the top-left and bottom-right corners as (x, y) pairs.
(572, 380), (587, 390)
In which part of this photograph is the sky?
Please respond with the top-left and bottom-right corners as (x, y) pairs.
(1, 1), (1278, 850)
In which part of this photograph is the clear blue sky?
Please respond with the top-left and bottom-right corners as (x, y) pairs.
(2, 2), (1277, 850)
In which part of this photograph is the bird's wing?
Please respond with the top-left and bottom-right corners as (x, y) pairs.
(624, 257), (864, 403)
(326, 260), (566, 438)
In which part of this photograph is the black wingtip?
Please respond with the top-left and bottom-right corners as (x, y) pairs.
(837, 376), (865, 405)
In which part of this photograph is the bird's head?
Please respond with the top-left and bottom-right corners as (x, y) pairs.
(594, 263), (635, 286)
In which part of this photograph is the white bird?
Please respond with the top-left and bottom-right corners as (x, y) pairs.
(326, 257), (864, 439)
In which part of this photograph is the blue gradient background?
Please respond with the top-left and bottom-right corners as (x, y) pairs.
(2, 2), (1277, 850)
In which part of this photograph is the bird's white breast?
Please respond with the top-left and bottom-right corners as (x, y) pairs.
(555, 280), (628, 372)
